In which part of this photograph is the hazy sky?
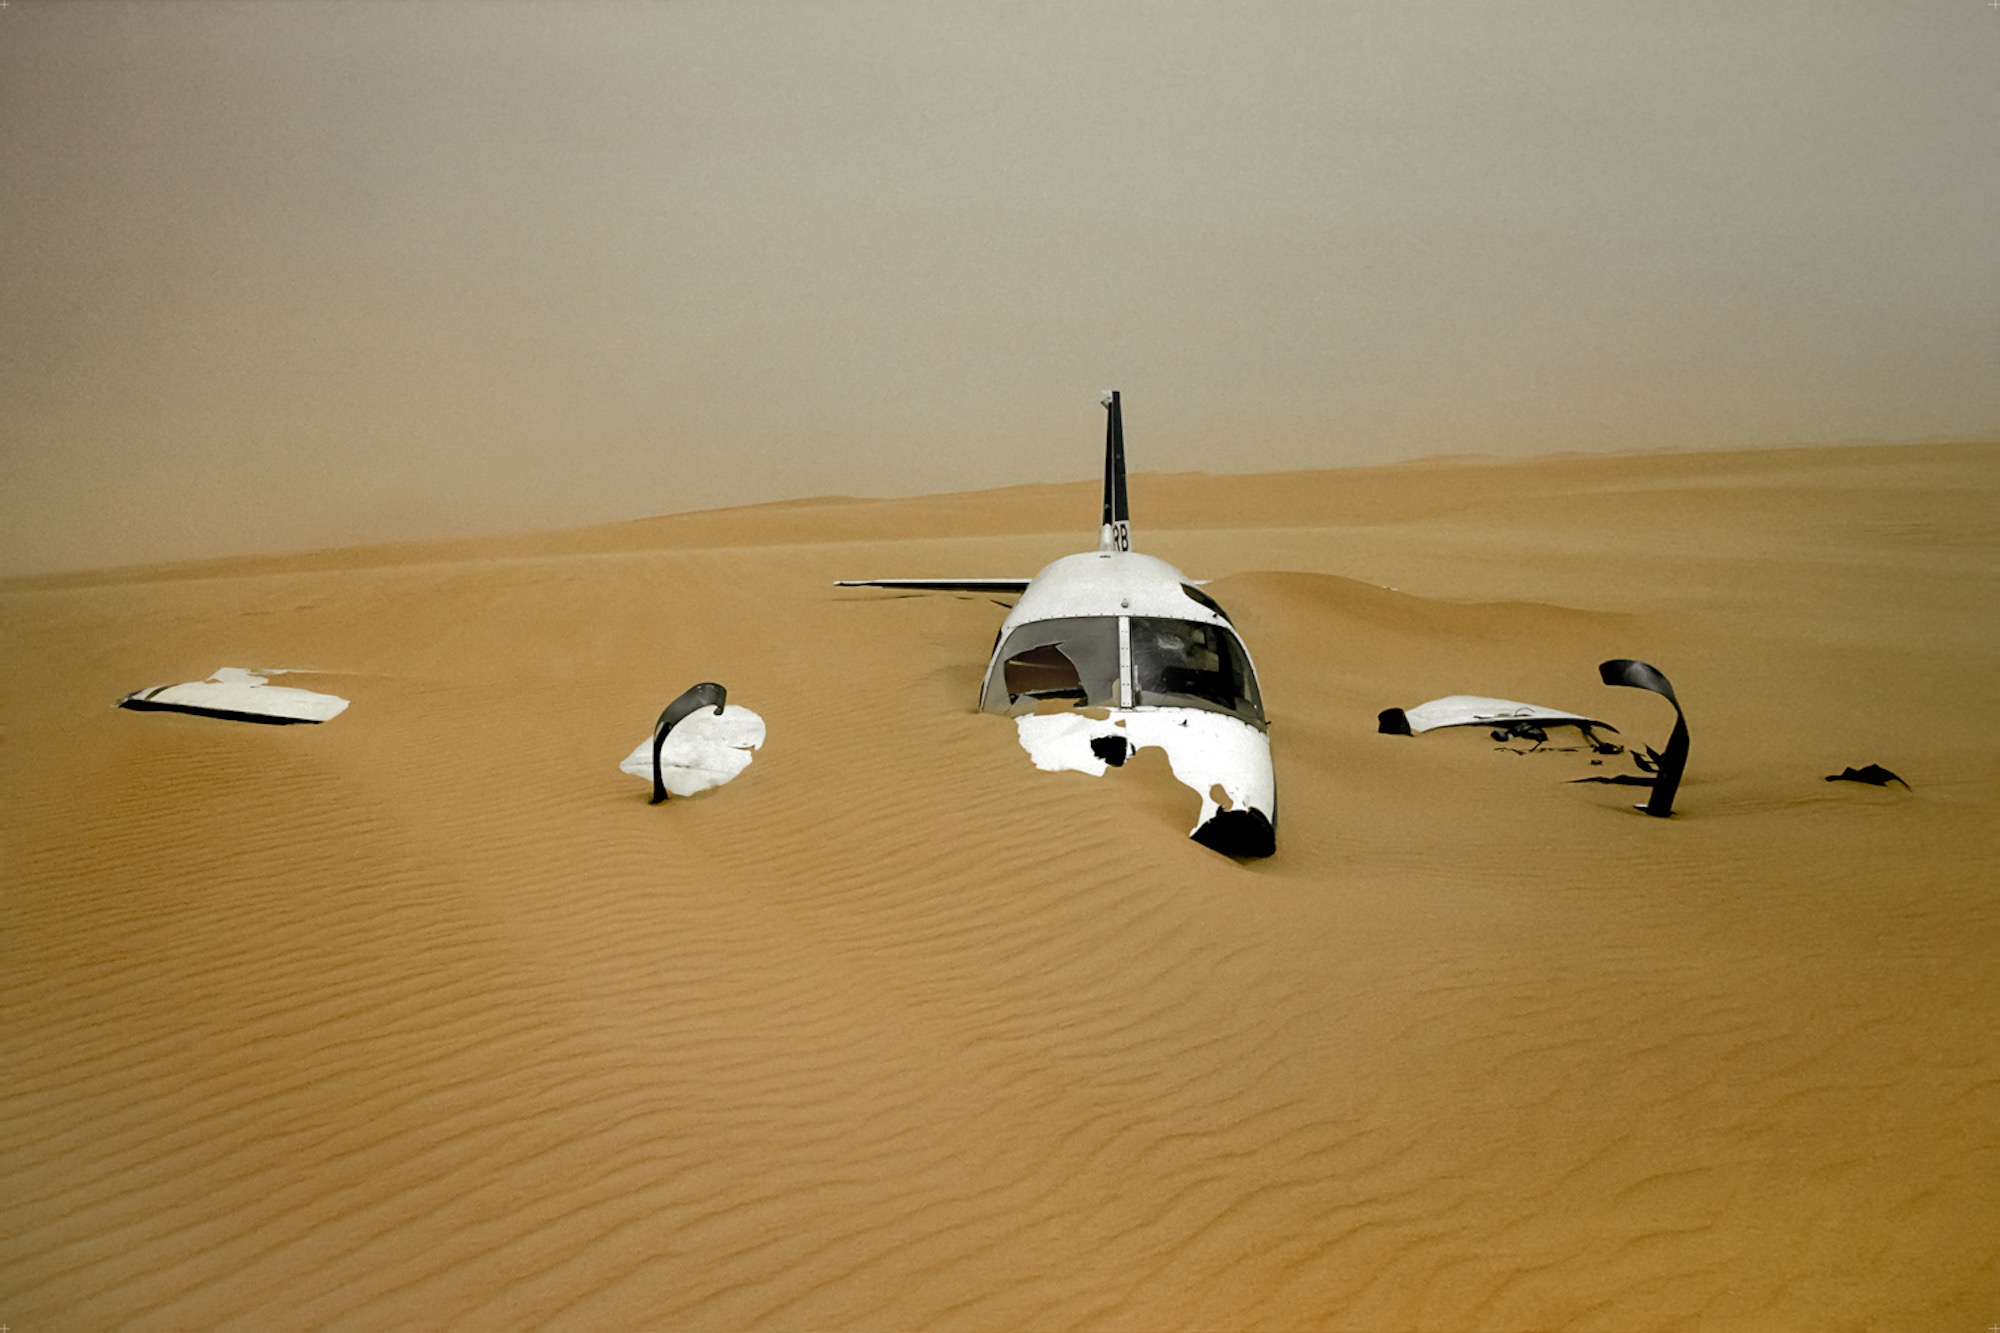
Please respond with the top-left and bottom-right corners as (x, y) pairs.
(3, 1), (1994, 574)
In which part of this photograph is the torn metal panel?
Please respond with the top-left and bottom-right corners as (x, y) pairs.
(1016, 707), (1276, 857)
(118, 667), (349, 725)
(1378, 695), (1613, 737)
(618, 704), (765, 799)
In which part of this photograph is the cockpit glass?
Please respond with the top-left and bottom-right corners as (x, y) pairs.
(980, 614), (1264, 725)
(1130, 617), (1264, 724)
(980, 617), (1122, 714)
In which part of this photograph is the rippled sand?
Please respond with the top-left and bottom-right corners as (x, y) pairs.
(4, 443), (1995, 1329)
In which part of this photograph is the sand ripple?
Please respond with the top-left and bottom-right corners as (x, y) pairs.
(4, 444), (1995, 1328)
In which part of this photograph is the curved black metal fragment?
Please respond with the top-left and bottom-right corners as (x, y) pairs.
(1192, 807), (1276, 859)
(1598, 659), (1688, 817)
(651, 682), (728, 805)
(1376, 707), (1413, 736)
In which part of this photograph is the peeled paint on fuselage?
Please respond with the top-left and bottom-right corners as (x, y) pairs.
(617, 705), (766, 798)
(1015, 708), (1275, 832)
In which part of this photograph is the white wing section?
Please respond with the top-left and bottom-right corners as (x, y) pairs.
(1386, 695), (1613, 735)
(619, 705), (767, 797)
(119, 667), (349, 724)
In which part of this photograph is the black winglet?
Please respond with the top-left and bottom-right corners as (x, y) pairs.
(1598, 659), (1688, 817)
(651, 681), (727, 804)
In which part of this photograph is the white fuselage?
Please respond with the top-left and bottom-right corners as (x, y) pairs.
(976, 551), (1276, 854)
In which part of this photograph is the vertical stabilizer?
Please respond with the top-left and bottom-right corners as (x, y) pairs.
(1099, 390), (1131, 552)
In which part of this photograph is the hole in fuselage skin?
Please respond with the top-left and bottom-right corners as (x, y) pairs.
(1091, 735), (1133, 767)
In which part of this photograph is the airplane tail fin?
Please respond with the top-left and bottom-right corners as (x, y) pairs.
(1099, 390), (1130, 553)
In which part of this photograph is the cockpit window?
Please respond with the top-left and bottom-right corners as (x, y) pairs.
(1179, 583), (1232, 622)
(980, 614), (1265, 725)
(1130, 617), (1264, 724)
(980, 617), (1122, 715)
(1005, 644), (1086, 699)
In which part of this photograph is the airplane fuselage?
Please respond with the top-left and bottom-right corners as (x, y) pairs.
(978, 550), (1276, 857)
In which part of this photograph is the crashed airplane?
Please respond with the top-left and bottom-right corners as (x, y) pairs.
(840, 391), (1276, 857)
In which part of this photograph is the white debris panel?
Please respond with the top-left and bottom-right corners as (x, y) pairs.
(619, 706), (767, 797)
(119, 667), (350, 724)
(1015, 707), (1275, 835)
(1384, 695), (1612, 735)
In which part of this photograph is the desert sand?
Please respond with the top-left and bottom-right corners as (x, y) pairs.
(3, 442), (1995, 1330)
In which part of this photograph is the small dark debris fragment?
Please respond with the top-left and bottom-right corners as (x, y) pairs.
(1571, 774), (1657, 787)
(1577, 723), (1622, 755)
(1826, 764), (1909, 788)
(1091, 735), (1133, 767)
(1490, 721), (1548, 745)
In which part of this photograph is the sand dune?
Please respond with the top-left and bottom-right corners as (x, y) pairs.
(3, 443), (1995, 1329)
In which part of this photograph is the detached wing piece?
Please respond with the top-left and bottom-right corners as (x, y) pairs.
(1379, 695), (1613, 736)
(619, 699), (766, 799)
(119, 667), (349, 725)
(836, 579), (1032, 593)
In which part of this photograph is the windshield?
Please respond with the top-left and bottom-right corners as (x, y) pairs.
(1130, 617), (1264, 724)
(979, 616), (1122, 714)
(981, 614), (1263, 725)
